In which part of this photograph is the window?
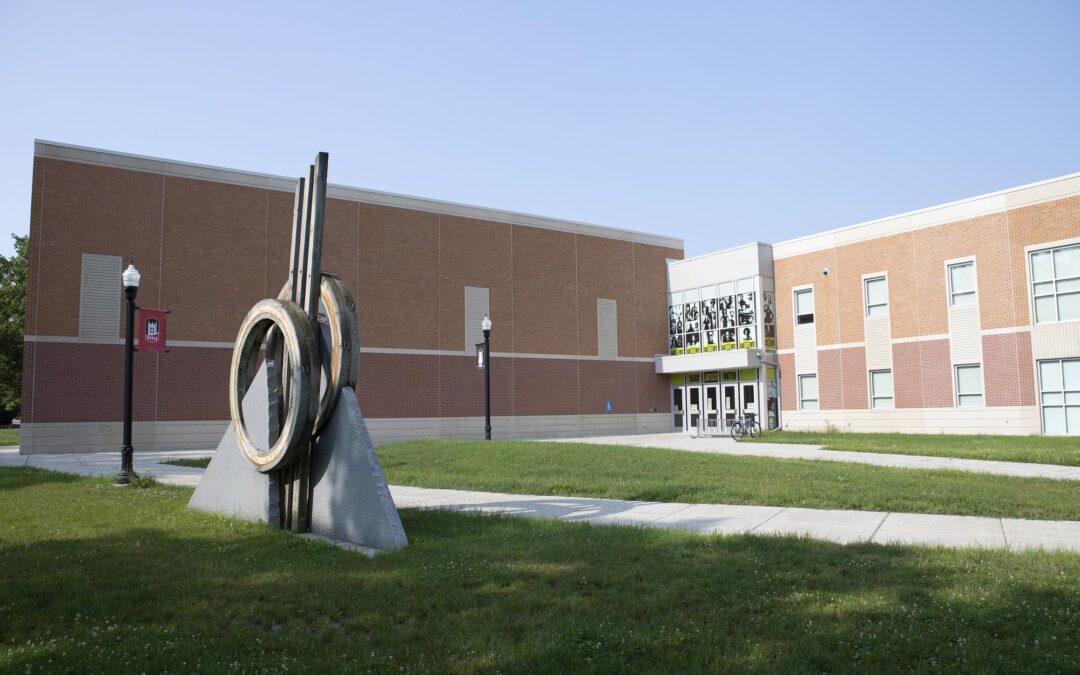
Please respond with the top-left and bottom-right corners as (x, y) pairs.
(1039, 359), (1080, 435)
(948, 261), (977, 306)
(794, 288), (814, 325)
(869, 369), (894, 409)
(864, 276), (888, 316)
(798, 374), (818, 410)
(1031, 244), (1080, 323)
(955, 364), (983, 407)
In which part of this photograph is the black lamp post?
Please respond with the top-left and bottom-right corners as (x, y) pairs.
(116, 262), (140, 485)
(482, 314), (492, 441)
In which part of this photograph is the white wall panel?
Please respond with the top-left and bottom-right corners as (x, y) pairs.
(793, 323), (817, 374)
(863, 314), (893, 370)
(948, 304), (983, 364)
(1032, 322), (1080, 360)
(597, 298), (618, 358)
(464, 286), (490, 352)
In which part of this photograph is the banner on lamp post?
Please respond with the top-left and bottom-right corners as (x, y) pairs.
(139, 308), (168, 352)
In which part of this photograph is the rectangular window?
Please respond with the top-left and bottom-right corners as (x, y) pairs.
(870, 369), (894, 409)
(955, 364), (984, 407)
(798, 374), (818, 410)
(1030, 244), (1080, 323)
(864, 276), (888, 316)
(794, 288), (814, 325)
(1039, 359), (1080, 435)
(948, 261), (977, 306)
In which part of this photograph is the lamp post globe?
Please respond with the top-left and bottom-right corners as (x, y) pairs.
(482, 315), (492, 440)
(117, 262), (141, 485)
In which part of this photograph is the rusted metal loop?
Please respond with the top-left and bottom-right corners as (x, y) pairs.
(230, 298), (319, 473)
(277, 273), (360, 435)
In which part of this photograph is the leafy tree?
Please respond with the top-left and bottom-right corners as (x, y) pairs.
(0, 235), (28, 419)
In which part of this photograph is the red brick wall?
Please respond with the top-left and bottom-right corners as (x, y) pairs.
(779, 353), (796, 411)
(25, 155), (681, 427)
(984, 332), (1037, 407)
(839, 347), (868, 410)
(816, 349), (844, 410)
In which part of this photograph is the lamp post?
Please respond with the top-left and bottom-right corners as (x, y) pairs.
(482, 314), (492, 441)
(116, 262), (140, 485)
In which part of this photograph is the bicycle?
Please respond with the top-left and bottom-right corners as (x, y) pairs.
(729, 412), (761, 440)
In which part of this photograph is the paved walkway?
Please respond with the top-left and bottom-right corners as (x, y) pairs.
(3, 447), (1080, 553)
(549, 433), (1080, 482)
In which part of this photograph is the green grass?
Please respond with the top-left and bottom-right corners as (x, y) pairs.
(377, 440), (1080, 521)
(746, 430), (1080, 466)
(160, 457), (212, 468)
(2, 467), (1080, 673)
(0, 427), (19, 445)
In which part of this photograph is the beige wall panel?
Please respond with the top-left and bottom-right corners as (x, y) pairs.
(510, 226), (577, 355)
(1031, 322), (1080, 361)
(947, 304), (983, 364)
(793, 323), (817, 374)
(863, 314), (892, 370)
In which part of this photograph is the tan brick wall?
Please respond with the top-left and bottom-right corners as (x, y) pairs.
(510, 226), (576, 355)
(1006, 195), (1080, 326)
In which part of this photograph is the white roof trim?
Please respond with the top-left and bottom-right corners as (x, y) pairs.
(34, 139), (684, 250)
(773, 171), (1080, 259)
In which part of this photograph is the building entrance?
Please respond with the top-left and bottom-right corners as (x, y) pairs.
(671, 370), (773, 433)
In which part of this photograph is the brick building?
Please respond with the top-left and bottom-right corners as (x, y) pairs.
(18, 141), (1080, 453)
(22, 141), (681, 453)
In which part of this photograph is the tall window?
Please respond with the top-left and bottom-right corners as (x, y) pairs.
(948, 261), (977, 306)
(798, 374), (818, 410)
(955, 364), (983, 407)
(870, 369), (894, 409)
(864, 276), (888, 316)
(794, 288), (814, 325)
(1031, 244), (1080, 323)
(1039, 359), (1080, 435)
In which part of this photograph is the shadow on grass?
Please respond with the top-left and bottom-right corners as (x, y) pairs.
(3, 488), (1080, 673)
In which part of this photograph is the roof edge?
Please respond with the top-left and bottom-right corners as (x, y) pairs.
(34, 139), (684, 250)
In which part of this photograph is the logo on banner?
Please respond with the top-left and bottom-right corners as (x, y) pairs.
(139, 308), (168, 352)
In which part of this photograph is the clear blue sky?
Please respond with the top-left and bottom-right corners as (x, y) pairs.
(2, 1), (1078, 259)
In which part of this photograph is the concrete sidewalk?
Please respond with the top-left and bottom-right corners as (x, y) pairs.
(549, 433), (1080, 482)
(3, 447), (1080, 553)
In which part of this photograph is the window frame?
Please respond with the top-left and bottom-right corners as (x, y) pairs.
(945, 257), (978, 307)
(954, 363), (984, 408)
(869, 369), (894, 409)
(798, 374), (818, 411)
(862, 273), (889, 317)
(1026, 239), (1080, 325)
(793, 286), (815, 326)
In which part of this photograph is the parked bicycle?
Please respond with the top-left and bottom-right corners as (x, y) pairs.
(729, 412), (761, 440)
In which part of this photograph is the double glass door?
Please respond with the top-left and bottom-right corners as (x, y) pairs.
(673, 382), (759, 432)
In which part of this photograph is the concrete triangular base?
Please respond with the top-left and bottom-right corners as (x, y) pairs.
(189, 366), (407, 552)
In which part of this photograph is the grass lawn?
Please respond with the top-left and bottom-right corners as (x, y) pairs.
(745, 431), (1080, 467)
(374, 440), (1080, 521)
(3, 467), (1080, 673)
(0, 428), (19, 445)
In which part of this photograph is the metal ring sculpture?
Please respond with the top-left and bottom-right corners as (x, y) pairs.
(230, 274), (360, 473)
(276, 273), (360, 435)
(230, 299), (319, 473)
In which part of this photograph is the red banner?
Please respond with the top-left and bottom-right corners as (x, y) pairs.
(139, 308), (168, 352)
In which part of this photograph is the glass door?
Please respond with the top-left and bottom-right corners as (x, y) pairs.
(704, 385), (720, 434)
(741, 382), (758, 425)
(721, 384), (738, 431)
(672, 387), (685, 431)
(688, 386), (702, 432)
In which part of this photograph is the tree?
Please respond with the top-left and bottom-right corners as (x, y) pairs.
(0, 235), (28, 420)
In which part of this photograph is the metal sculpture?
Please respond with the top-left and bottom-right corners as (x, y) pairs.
(190, 153), (407, 551)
